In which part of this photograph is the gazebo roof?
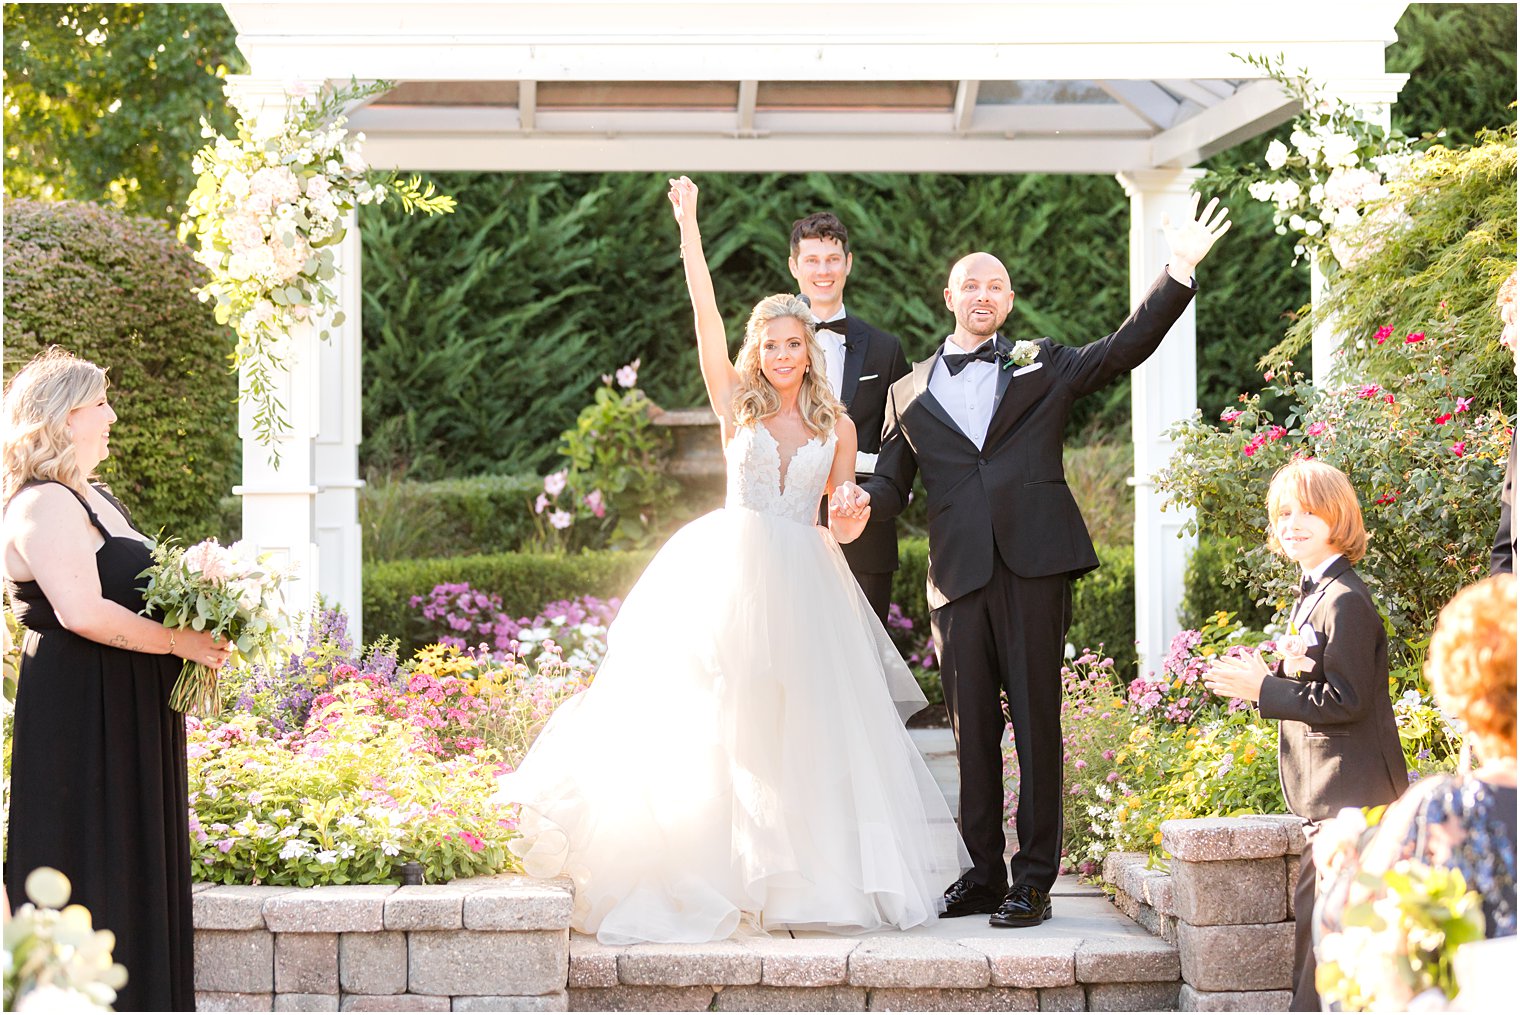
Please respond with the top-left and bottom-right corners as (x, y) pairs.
(223, 0), (1409, 174)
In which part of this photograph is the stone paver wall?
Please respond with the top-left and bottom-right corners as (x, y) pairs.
(1103, 815), (1305, 1013)
(192, 875), (572, 1012)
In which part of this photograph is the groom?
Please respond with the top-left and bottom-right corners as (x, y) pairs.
(841, 195), (1230, 927)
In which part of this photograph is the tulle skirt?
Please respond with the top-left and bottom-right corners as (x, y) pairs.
(496, 506), (968, 944)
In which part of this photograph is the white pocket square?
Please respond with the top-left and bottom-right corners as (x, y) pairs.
(1011, 362), (1044, 377)
(857, 373), (879, 382)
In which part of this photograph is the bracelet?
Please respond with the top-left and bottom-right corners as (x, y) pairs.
(166, 630), (177, 655)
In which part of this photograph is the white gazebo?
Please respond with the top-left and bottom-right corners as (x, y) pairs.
(222, 0), (1408, 673)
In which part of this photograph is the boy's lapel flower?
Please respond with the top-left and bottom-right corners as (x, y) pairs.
(1277, 627), (1316, 677)
(1002, 340), (1040, 370)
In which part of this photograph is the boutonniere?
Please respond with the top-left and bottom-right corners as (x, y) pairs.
(1270, 621), (1317, 678)
(1001, 340), (1040, 370)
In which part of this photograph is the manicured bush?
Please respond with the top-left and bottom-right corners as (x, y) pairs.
(364, 549), (653, 654)
(1179, 536), (1276, 632)
(2, 199), (238, 539)
(361, 472), (542, 562)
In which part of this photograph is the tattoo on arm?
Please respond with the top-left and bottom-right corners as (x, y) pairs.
(108, 634), (148, 652)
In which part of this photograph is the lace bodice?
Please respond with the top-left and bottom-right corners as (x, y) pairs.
(725, 423), (837, 525)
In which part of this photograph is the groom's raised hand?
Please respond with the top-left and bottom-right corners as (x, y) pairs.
(1162, 192), (1231, 284)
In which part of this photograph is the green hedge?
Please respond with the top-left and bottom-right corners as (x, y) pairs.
(2, 199), (239, 540)
(366, 535), (1268, 667)
(361, 473), (543, 562)
(364, 549), (654, 655)
(892, 538), (1138, 672)
(1179, 536), (1277, 633)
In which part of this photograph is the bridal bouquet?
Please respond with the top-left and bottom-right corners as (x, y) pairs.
(139, 538), (295, 716)
(182, 78), (455, 455)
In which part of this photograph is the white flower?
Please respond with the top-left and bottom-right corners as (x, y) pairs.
(16, 985), (106, 1013)
(1289, 128), (1320, 158)
(548, 509), (574, 531)
(1247, 181), (1274, 202)
(222, 168), (251, 198)
(543, 470), (568, 497)
(315, 850), (339, 865)
(1319, 132), (1360, 169)
(1264, 139), (1289, 169)
(1270, 179), (1301, 204)
(279, 839), (313, 860)
(1288, 214), (1307, 232)
(615, 358), (640, 388)
(1303, 219), (1323, 236)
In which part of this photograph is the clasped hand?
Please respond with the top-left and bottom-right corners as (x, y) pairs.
(829, 481), (871, 522)
(1202, 650), (1270, 704)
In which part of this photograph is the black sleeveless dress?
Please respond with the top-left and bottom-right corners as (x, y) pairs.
(4, 481), (194, 1012)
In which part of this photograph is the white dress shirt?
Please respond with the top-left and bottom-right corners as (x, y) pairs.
(814, 309), (848, 401)
(928, 337), (999, 449)
(1292, 553), (1343, 627)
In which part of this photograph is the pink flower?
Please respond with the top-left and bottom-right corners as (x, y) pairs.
(217, 838), (235, 854)
(533, 492), (549, 514)
(1404, 331), (1426, 344)
(1265, 426), (1287, 442)
(584, 489), (606, 518)
(1455, 396), (1473, 413)
(543, 470), (568, 497)
(548, 509), (573, 530)
(183, 540), (231, 584)
(1434, 412), (1454, 425)
(615, 358), (640, 389)
(1373, 325), (1394, 345)
(1242, 434), (1267, 457)
(1220, 408), (1244, 423)
(1276, 633), (1315, 677)
(1384, 393), (1396, 405)
(1306, 421), (1329, 436)
(1356, 384), (1381, 399)
(1451, 441), (1467, 457)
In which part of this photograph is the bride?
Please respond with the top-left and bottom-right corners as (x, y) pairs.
(495, 176), (968, 944)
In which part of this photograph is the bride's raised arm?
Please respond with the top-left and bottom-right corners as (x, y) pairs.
(668, 176), (740, 427)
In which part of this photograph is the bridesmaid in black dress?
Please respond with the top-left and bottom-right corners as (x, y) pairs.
(3, 348), (231, 1012)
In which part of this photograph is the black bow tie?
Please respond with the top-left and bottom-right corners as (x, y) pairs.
(1297, 575), (1317, 598)
(813, 317), (851, 338)
(943, 343), (1000, 376)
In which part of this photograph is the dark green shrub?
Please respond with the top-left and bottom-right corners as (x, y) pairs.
(364, 549), (654, 654)
(2, 199), (238, 538)
(1179, 536), (1277, 632)
(895, 538), (1138, 678)
(361, 472), (543, 562)
(1069, 544), (1138, 672)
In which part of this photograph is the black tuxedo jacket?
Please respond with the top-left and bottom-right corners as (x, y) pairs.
(1257, 558), (1408, 822)
(821, 315), (910, 575)
(862, 270), (1195, 609)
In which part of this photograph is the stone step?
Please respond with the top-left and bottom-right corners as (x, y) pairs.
(567, 875), (1180, 1011)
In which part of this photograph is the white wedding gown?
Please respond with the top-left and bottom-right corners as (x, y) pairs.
(496, 422), (968, 944)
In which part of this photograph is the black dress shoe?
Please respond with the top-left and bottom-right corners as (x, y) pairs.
(989, 885), (1053, 928)
(942, 876), (1007, 918)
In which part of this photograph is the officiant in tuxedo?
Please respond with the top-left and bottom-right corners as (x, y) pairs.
(790, 212), (909, 626)
(841, 194), (1231, 927)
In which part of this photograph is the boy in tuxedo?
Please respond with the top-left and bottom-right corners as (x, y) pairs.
(1204, 459), (1408, 1011)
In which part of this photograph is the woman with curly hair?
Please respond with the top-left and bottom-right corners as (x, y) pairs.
(3, 347), (230, 1010)
(1316, 574), (1516, 969)
(497, 178), (967, 944)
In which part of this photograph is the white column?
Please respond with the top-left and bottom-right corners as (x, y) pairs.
(228, 76), (325, 629)
(1310, 76), (1404, 386)
(313, 220), (366, 643)
(1117, 168), (1203, 679)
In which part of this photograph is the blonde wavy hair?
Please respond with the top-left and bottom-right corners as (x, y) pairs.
(3, 347), (109, 504)
(731, 294), (844, 435)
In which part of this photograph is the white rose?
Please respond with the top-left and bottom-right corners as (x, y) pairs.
(1272, 179), (1301, 203)
(1290, 129), (1320, 157)
(1309, 183), (1325, 204)
(222, 168), (251, 198)
(1304, 219), (1324, 236)
(1320, 132), (1360, 168)
(1247, 181), (1274, 202)
(1264, 139), (1289, 170)
(1288, 214), (1307, 232)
